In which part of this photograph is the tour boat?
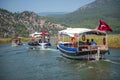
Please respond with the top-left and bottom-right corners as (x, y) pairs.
(12, 36), (23, 47)
(28, 30), (51, 50)
(57, 28), (110, 60)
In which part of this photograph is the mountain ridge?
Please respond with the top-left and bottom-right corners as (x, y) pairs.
(0, 0), (120, 38)
(47, 0), (120, 33)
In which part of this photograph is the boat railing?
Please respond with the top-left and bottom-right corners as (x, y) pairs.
(78, 45), (107, 51)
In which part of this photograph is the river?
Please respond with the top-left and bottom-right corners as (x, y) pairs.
(0, 40), (120, 80)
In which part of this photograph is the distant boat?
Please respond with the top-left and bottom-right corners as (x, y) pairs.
(57, 28), (110, 60)
(28, 30), (51, 50)
(12, 36), (23, 47)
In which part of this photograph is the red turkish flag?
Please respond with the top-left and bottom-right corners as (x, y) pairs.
(42, 30), (46, 35)
(97, 20), (112, 32)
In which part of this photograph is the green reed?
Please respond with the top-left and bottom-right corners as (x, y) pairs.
(59, 34), (120, 48)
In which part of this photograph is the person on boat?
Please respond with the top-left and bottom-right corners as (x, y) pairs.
(89, 39), (97, 50)
(71, 37), (77, 47)
(85, 39), (91, 45)
(17, 38), (22, 45)
(79, 41), (85, 45)
(15, 39), (18, 44)
(47, 35), (50, 43)
(39, 38), (42, 43)
(31, 36), (35, 41)
(90, 39), (97, 46)
(38, 36), (42, 43)
(43, 36), (47, 43)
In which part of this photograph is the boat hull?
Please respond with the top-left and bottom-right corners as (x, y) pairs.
(28, 41), (51, 50)
(57, 43), (108, 59)
(12, 40), (23, 47)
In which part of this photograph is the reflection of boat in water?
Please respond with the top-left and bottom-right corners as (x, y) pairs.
(28, 30), (51, 50)
(57, 20), (112, 60)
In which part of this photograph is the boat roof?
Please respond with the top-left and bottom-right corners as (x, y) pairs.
(58, 28), (106, 37)
(30, 32), (48, 37)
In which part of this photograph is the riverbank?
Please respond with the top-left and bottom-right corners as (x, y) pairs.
(0, 35), (120, 48)
(107, 35), (120, 48)
(0, 38), (31, 44)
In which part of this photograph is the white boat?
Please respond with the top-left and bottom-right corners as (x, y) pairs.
(28, 41), (51, 50)
(57, 20), (113, 60)
(28, 30), (51, 50)
(12, 37), (23, 47)
(57, 28), (110, 60)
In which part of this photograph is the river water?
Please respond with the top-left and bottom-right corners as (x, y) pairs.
(0, 39), (120, 80)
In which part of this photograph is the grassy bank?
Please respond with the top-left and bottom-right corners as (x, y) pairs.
(0, 38), (13, 44)
(0, 35), (120, 48)
(0, 38), (31, 44)
(107, 35), (120, 48)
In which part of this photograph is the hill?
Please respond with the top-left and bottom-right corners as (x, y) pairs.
(0, 9), (65, 38)
(0, 0), (120, 38)
(47, 0), (120, 34)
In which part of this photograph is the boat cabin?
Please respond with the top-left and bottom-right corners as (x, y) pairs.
(57, 28), (109, 60)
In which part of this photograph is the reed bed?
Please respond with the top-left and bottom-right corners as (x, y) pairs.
(0, 35), (120, 48)
(0, 38), (13, 44)
(107, 35), (120, 48)
(58, 34), (120, 48)
(0, 38), (31, 44)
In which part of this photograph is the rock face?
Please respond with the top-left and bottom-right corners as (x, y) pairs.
(0, 9), (65, 38)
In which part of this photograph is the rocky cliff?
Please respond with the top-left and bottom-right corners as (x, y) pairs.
(0, 9), (65, 38)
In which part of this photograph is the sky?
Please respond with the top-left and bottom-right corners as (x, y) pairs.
(0, 0), (95, 13)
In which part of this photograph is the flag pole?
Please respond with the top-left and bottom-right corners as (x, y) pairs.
(106, 33), (108, 49)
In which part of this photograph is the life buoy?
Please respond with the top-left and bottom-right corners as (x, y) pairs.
(82, 35), (86, 41)
(103, 37), (106, 45)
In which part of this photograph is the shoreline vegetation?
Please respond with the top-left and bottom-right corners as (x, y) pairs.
(0, 38), (31, 44)
(0, 34), (120, 48)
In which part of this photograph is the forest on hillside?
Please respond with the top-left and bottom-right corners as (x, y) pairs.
(46, 0), (120, 34)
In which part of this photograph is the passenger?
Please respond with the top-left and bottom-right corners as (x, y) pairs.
(79, 41), (84, 45)
(39, 38), (42, 43)
(18, 38), (22, 45)
(85, 39), (91, 45)
(90, 39), (97, 46)
(31, 36), (35, 41)
(47, 35), (50, 43)
(71, 37), (77, 47)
